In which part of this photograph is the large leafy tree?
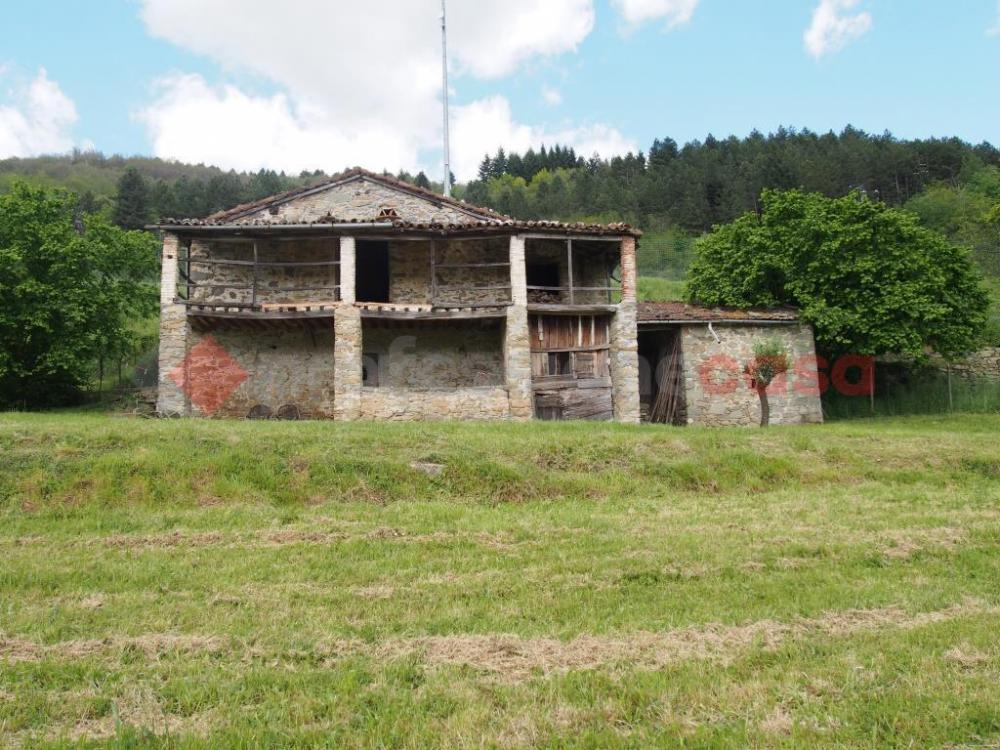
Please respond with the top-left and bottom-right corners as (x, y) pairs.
(0, 182), (158, 407)
(686, 189), (990, 360)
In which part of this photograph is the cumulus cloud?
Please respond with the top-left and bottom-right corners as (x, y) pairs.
(610, 0), (700, 30)
(135, 0), (615, 180)
(136, 73), (421, 175)
(451, 95), (637, 180)
(0, 68), (79, 157)
(804, 0), (872, 58)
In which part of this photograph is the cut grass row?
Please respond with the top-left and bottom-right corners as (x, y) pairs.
(0, 413), (998, 747)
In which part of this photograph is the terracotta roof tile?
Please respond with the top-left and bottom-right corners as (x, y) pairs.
(155, 167), (640, 237)
(206, 166), (509, 223)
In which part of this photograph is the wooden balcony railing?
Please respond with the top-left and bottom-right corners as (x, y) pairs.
(177, 251), (341, 310)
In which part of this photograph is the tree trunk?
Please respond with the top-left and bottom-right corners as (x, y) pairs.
(757, 384), (770, 427)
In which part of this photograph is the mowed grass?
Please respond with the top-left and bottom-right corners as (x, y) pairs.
(1, 414), (999, 748)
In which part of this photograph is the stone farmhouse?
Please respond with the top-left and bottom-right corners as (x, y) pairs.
(154, 168), (822, 426)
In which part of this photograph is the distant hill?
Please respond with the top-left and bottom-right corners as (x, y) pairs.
(0, 151), (329, 220)
(0, 151), (445, 221)
(3, 127), (999, 232)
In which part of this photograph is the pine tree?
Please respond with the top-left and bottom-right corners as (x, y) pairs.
(112, 167), (151, 230)
(477, 156), (493, 181)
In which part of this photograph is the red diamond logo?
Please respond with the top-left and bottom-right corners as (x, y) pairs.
(169, 335), (248, 415)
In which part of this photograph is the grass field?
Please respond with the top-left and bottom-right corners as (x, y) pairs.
(637, 276), (686, 302)
(1, 413), (999, 748)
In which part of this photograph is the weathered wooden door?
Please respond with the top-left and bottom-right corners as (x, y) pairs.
(529, 314), (613, 420)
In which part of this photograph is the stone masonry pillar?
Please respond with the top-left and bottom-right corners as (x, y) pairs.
(339, 235), (356, 304)
(505, 234), (533, 420)
(156, 233), (191, 415)
(610, 235), (640, 423)
(334, 236), (362, 420)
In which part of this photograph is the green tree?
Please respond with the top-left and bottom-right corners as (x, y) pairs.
(247, 169), (284, 201)
(113, 167), (151, 229)
(906, 167), (1000, 277)
(686, 189), (990, 360)
(0, 182), (158, 407)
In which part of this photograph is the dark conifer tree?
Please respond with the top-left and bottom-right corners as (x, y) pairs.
(112, 167), (151, 230)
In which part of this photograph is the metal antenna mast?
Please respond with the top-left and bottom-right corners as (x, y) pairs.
(440, 0), (452, 197)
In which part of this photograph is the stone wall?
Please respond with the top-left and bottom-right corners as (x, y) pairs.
(930, 348), (1000, 380)
(387, 238), (510, 306)
(359, 386), (511, 421)
(505, 236), (534, 420)
(158, 231), (643, 424)
(199, 327), (336, 418)
(610, 303), (640, 423)
(157, 233), (189, 415)
(238, 178), (477, 225)
(362, 322), (504, 388)
(333, 306), (362, 421)
(679, 323), (823, 427)
(609, 237), (640, 423)
(188, 239), (340, 306)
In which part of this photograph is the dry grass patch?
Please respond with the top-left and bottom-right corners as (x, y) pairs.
(51, 686), (215, 744)
(943, 644), (991, 670)
(0, 633), (226, 664)
(881, 526), (969, 560)
(360, 601), (992, 680)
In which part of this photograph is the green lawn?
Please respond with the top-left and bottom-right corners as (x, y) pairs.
(637, 276), (686, 302)
(1, 413), (999, 748)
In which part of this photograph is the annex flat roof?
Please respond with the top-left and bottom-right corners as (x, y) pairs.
(637, 301), (800, 324)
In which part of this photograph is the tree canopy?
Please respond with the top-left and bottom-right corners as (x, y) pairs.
(462, 127), (1000, 232)
(0, 182), (158, 407)
(685, 190), (990, 360)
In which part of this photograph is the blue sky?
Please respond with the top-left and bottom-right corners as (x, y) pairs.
(1, 0), (998, 180)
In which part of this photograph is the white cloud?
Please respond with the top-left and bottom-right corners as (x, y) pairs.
(135, 0), (624, 182)
(449, 0), (594, 78)
(451, 95), (637, 180)
(804, 0), (872, 58)
(541, 86), (563, 106)
(0, 68), (79, 157)
(136, 73), (421, 176)
(610, 0), (700, 30)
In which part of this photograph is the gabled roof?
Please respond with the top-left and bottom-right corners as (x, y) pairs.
(155, 166), (641, 237)
(207, 167), (509, 224)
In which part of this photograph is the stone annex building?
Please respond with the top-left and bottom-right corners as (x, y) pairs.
(154, 168), (822, 426)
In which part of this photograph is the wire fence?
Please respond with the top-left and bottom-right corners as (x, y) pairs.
(635, 230), (696, 281)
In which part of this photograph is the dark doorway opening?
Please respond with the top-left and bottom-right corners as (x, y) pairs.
(526, 262), (560, 289)
(638, 327), (685, 424)
(356, 240), (390, 302)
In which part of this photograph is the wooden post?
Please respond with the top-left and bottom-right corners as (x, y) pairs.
(869, 361), (875, 415)
(430, 240), (437, 307)
(184, 239), (192, 300)
(605, 250), (612, 304)
(947, 363), (954, 412)
(567, 239), (575, 304)
(251, 241), (259, 309)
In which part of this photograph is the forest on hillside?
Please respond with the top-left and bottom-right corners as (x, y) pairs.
(2, 126), (998, 279)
